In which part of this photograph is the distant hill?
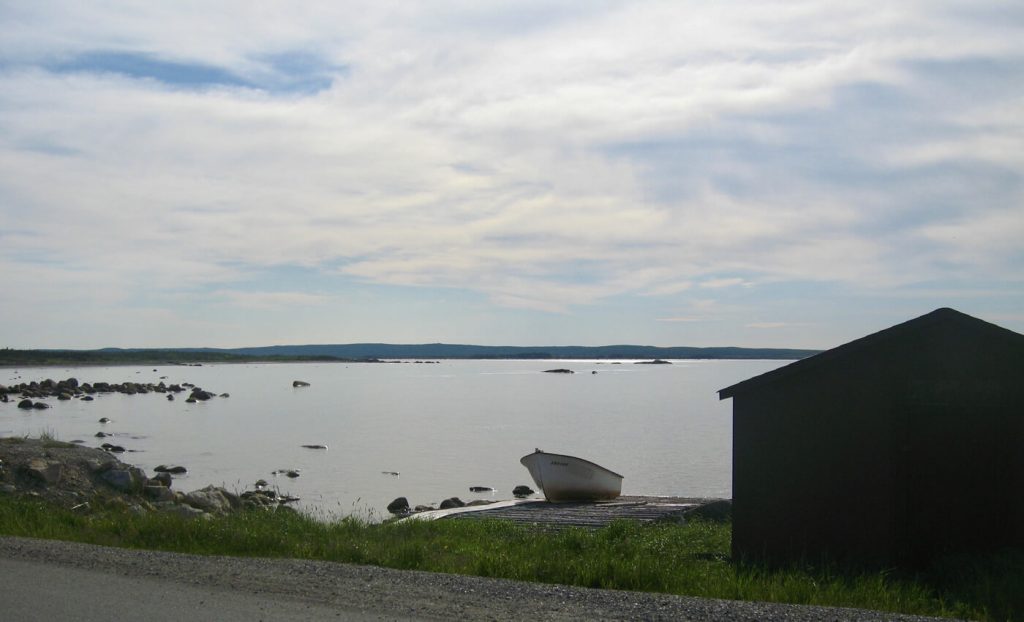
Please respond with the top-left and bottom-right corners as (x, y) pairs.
(196, 343), (819, 360)
(0, 344), (819, 366)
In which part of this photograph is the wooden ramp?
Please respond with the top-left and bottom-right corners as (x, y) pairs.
(410, 496), (726, 529)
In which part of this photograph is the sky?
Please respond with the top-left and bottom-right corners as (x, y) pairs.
(1, 1), (1022, 350)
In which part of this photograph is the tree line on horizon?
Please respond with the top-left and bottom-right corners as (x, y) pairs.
(0, 343), (819, 365)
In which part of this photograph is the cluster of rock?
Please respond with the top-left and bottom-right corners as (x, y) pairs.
(0, 438), (294, 519)
(386, 496), (488, 515)
(0, 377), (225, 406)
(386, 484), (537, 516)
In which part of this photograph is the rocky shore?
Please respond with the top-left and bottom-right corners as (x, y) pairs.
(0, 438), (291, 518)
(2, 375), (531, 517)
(1, 376), (225, 405)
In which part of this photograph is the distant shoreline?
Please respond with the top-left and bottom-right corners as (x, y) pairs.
(1, 344), (819, 368)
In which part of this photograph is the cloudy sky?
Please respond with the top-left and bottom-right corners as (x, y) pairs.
(1, 1), (1021, 350)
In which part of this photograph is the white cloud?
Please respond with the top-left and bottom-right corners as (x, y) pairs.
(1, 1), (1022, 345)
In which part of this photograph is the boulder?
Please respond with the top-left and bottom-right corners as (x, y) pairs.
(151, 472), (173, 488)
(24, 459), (62, 485)
(387, 497), (410, 514)
(543, 369), (574, 374)
(182, 485), (234, 514)
(240, 490), (277, 510)
(17, 399), (34, 409)
(512, 485), (536, 497)
(439, 497), (466, 509)
(100, 467), (147, 493)
(33, 401), (51, 410)
(189, 389), (214, 401)
(301, 444), (328, 450)
(292, 380), (310, 387)
(159, 503), (207, 519)
(469, 486), (493, 492)
(144, 485), (175, 502)
(413, 505), (436, 512)
(154, 464), (187, 474)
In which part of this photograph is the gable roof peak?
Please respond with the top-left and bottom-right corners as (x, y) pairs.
(718, 307), (1022, 400)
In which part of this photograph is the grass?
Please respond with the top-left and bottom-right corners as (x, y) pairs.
(37, 427), (76, 449)
(0, 495), (1018, 620)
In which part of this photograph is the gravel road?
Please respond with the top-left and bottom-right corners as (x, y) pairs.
(0, 536), (957, 621)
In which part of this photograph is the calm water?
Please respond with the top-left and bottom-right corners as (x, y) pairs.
(1, 359), (786, 518)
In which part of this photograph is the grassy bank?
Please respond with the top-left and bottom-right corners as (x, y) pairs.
(0, 496), (1018, 621)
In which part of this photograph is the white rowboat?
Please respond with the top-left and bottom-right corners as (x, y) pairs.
(519, 449), (624, 502)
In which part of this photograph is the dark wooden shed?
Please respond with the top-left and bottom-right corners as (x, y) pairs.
(719, 308), (1024, 566)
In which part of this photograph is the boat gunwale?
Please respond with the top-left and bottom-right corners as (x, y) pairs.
(520, 450), (625, 480)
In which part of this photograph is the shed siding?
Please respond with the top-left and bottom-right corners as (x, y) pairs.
(726, 309), (1024, 566)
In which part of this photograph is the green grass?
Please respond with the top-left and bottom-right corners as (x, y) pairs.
(0, 496), (1018, 620)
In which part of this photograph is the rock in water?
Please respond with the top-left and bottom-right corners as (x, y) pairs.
(154, 464), (187, 474)
(513, 485), (535, 497)
(439, 497), (466, 509)
(543, 368), (574, 374)
(387, 497), (410, 514)
(189, 388), (214, 401)
(469, 486), (493, 493)
(292, 380), (310, 387)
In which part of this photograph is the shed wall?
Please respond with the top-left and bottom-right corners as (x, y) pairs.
(730, 317), (1024, 565)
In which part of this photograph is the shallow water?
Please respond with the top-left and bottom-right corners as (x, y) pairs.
(1, 359), (786, 518)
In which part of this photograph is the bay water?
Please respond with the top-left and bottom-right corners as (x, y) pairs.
(1, 359), (787, 519)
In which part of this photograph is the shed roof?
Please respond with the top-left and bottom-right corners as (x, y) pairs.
(718, 307), (1024, 400)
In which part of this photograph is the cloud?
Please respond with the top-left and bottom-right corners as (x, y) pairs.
(46, 51), (254, 89)
(212, 290), (332, 309)
(746, 322), (798, 329)
(0, 1), (1022, 346)
(700, 278), (750, 290)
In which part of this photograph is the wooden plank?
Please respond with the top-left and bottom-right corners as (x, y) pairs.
(441, 496), (719, 529)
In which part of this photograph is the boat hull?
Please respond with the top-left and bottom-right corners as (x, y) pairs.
(519, 450), (624, 502)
